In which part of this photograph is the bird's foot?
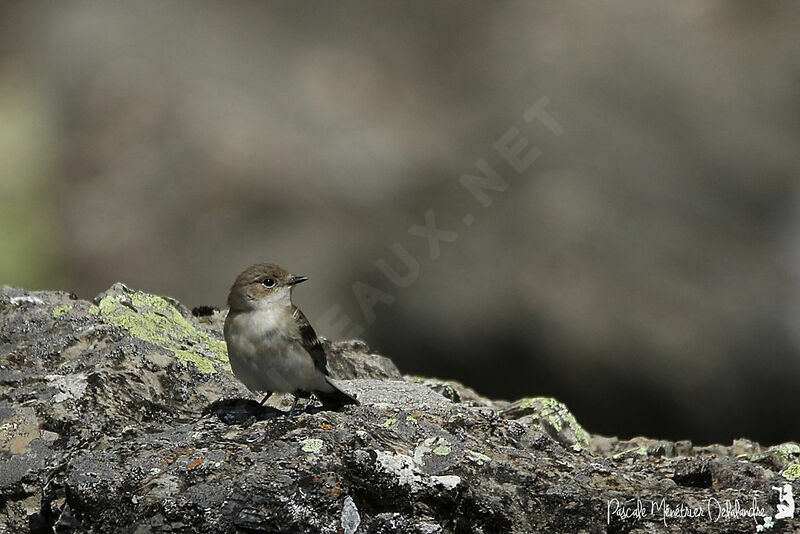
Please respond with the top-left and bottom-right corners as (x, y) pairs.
(286, 395), (308, 416)
(203, 398), (282, 425)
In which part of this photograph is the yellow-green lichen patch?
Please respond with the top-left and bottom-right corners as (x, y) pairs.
(52, 304), (72, 318)
(746, 442), (800, 468)
(422, 437), (452, 456)
(503, 397), (590, 452)
(771, 443), (800, 467)
(382, 417), (398, 428)
(433, 444), (452, 456)
(302, 438), (324, 453)
(465, 450), (491, 465)
(782, 463), (800, 481)
(612, 447), (648, 460)
(94, 291), (228, 373)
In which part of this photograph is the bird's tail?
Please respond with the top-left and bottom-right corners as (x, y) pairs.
(315, 378), (359, 409)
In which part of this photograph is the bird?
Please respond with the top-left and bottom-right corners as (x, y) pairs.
(223, 262), (359, 412)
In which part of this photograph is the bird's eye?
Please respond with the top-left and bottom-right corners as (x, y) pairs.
(262, 278), (276, 288)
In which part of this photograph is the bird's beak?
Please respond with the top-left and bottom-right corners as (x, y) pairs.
(288, 275), (308, 286)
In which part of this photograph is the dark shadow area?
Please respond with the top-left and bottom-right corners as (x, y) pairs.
(203, 398), (284, 425)
(375, 319), (799, 445)
(204, 397), (342, 425)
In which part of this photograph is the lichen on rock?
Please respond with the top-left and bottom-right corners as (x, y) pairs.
(502, 396), (591, 451)
(0, 284), (798, 533)
(90, 283), (228, 373)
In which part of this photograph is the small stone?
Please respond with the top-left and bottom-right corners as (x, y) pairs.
(301, 438), (324, 453)
(341, 496), (361, 534)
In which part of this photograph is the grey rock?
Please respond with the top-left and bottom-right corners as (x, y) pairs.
(1, 285), (798, 533)
(341, 495), (361, 534)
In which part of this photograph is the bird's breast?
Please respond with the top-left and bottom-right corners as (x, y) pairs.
(225, 308), (297, 354)
(224, 307), (323, 394)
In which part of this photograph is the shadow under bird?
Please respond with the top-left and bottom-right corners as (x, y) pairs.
(223, 263), (359, 411)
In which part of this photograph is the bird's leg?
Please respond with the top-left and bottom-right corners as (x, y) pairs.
(289, 395), (301, 414)
(259, 392), (273, 406)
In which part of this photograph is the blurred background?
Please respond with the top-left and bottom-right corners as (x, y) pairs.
(1, 1), (799, 445)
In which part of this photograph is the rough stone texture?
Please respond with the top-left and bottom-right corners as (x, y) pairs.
(1, 285), (798, 533)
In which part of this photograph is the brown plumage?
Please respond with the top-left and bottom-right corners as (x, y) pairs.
(224, 263), (358, 411)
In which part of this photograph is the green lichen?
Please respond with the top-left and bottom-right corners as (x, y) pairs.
(382, 417), (398, 428)
(512, 397), (590, 452)
(746, 443), (800, 466)
(93, 291), (228, 373)
(302, 438), (324, 453)
(612, 447), (648, 460)
(52, 304), (72, 318)
(433, 445), (452, 456)
(422, 437), (452, 456)
(465, 450), (491, 465)
(405, 415), (418, 425)
(782, 463), (800, 481)
(771, 443), (800, 466)
(774, 443), (800, 454)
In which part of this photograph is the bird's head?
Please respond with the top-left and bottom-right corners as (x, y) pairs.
(227, 263), (308, 311)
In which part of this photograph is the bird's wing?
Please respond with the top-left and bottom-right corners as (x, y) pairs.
(291, 305), (329, 376)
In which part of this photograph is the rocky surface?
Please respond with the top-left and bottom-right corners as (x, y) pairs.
(1, 284), (798, 533)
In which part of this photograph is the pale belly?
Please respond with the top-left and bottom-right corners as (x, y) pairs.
(224, 310), (330, 394)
